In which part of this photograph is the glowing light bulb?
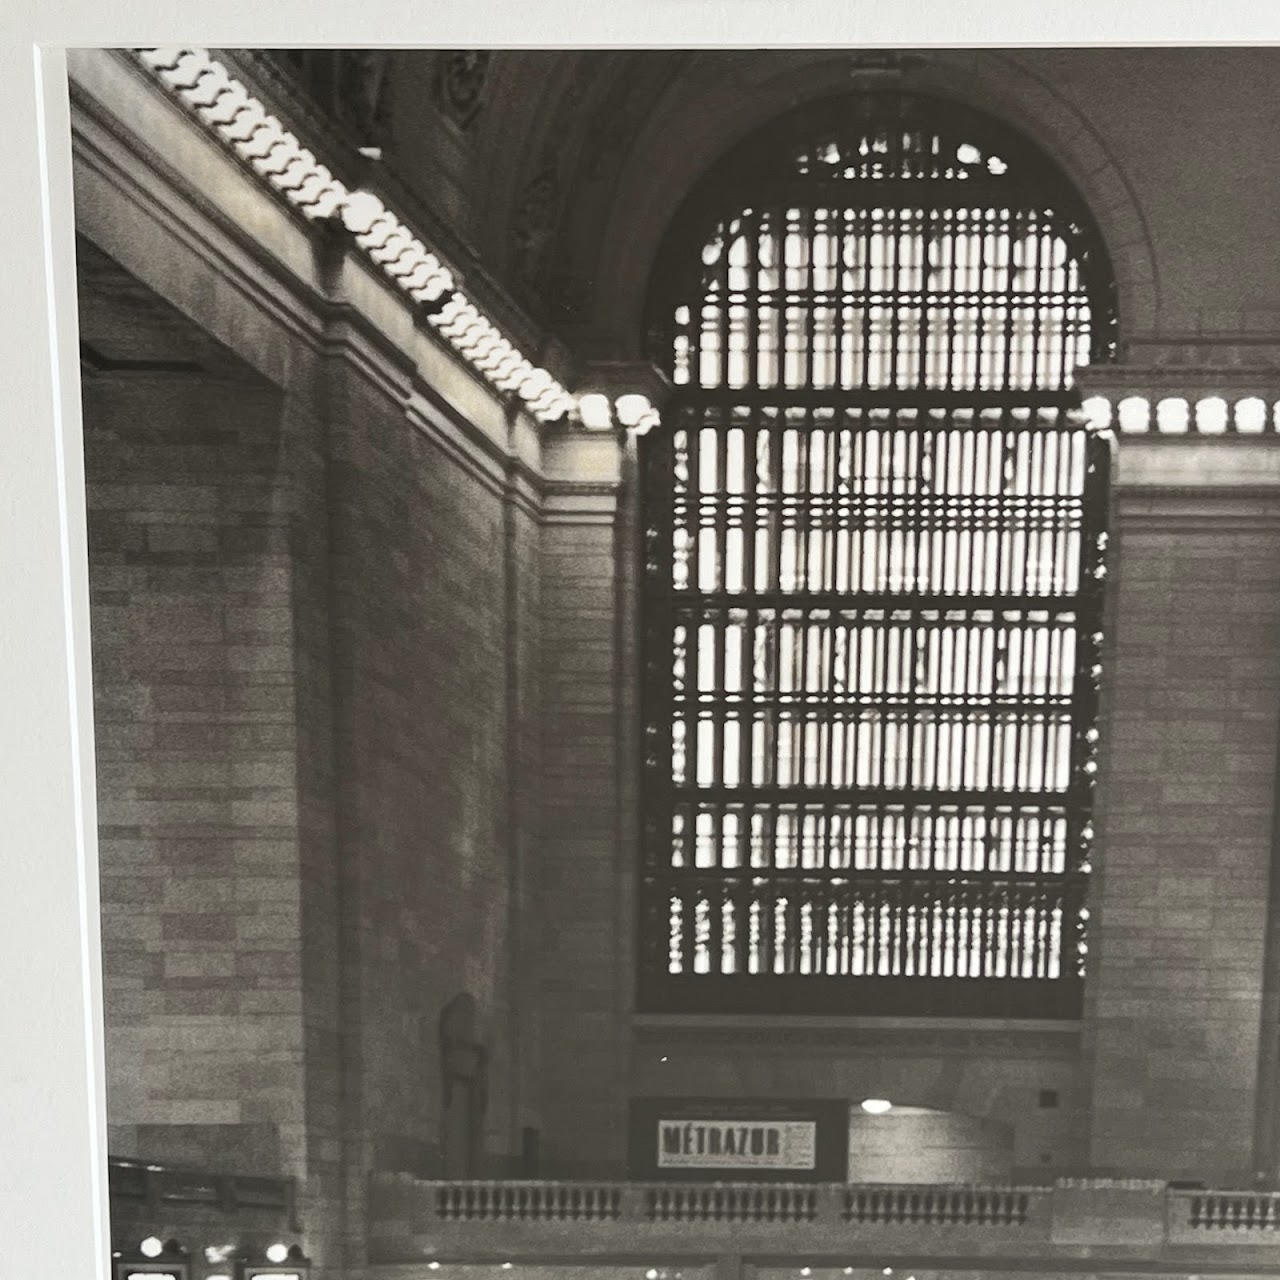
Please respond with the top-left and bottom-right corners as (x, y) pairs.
(1236, 397), (1267, 433)
(1081, 396), (1112, 430)
(1117, 396), (1150, 433)
(578, 394), (613, 430)
(861, 1098), (892, 1115)
(1156, 397), (1189, 434)
(266, 1242), (290, 1264)
(615, 394), (653, 428)
(140, 1237), (164, 1258)
(1196, 397), (1228, 434)
(340, 189), (386, 235)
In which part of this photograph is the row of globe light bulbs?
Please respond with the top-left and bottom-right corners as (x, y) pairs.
(578, 393), (662, 434)
(136, 50), (578, 426)
(639, 1267), (911, 1279)
(338, 193), (659, 432)
(142, 49), (658, 433)
(1082, 393), (1277, 434)
(128, 55), (1280, 444)
(804, 1269), (912, 1278)
(138, 1234), (296, 1265)
(338, 192), (579, 423)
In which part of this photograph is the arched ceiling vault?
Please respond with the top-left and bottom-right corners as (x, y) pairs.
(462, 49), (1156, 369)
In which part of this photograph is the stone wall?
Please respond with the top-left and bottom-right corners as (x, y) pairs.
(72, 49), (543, 1273)
(323, 356), (524, 1185)
(533, 430), (630, 1176)
(630, 1024), (1083, 1181)
(81, 241), (541, 1268)
(83, 292), (309, 1185)
(1085, 464), (1280, 1180)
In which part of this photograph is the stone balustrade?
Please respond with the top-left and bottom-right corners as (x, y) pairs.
(368, 1178), (1280, 1272)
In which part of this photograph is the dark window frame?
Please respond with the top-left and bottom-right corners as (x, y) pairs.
(638, 91), (1113, 1018)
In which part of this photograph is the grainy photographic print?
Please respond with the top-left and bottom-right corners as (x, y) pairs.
(46, 35), (1280, 1280)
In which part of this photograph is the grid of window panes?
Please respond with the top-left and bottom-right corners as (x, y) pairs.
(639, 94), (1111, 1016)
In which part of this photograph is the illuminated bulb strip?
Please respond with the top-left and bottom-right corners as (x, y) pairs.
(1083, 392), (1280, 436)
(577, 391), (661, 434)
(135, 48), (346, 220)
(132, 47), (577, 423)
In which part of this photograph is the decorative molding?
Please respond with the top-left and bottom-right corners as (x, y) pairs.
(435, 52), (492, 130)
(70, 86), (335, 377)
(507, 53), (601, 314)
(131, 47), (578, 425)
(511, 165), (559, 289)
(270, 49), (394, 149)
(72, 73), (543, 506)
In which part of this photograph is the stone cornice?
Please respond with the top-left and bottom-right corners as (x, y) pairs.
(128, 46), (579, 425)
(69, 53), (553, 511)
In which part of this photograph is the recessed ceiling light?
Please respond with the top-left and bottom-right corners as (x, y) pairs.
(861, 1098), (893, 1115)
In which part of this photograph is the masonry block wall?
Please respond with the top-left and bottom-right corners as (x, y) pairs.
(1085, 478), (1280, 1181)
(508, 481), (546, 1157)
(534, 432), (631, 1176)
(324, 358), (524, 1191)
(629, 1026), (1084, 1181)
(847, 1108), (1015, 1183)
(85, 357), (310, 1183)
(75, 149), (537, 1280)
(78, 236), (354, 1266)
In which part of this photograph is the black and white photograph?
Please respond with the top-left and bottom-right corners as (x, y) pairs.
(6, 9), (1280, 1279)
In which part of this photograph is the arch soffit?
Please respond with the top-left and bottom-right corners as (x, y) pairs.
(582, 50), (1158, 358)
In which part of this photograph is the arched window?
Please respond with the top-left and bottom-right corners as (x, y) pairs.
(638, 92), (1113, 1017)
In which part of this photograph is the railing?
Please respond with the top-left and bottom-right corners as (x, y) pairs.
(370, 1177), (1280, 1266)
(1169, 1188), (1280, 1240)
(371, 1176), (1054, 1265)
(646, 1184), (819, 1223)
(425, 1179), (1039, 1229)
(435, 1181), (623, 1221)
(844, 1185), (1031, 1225)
